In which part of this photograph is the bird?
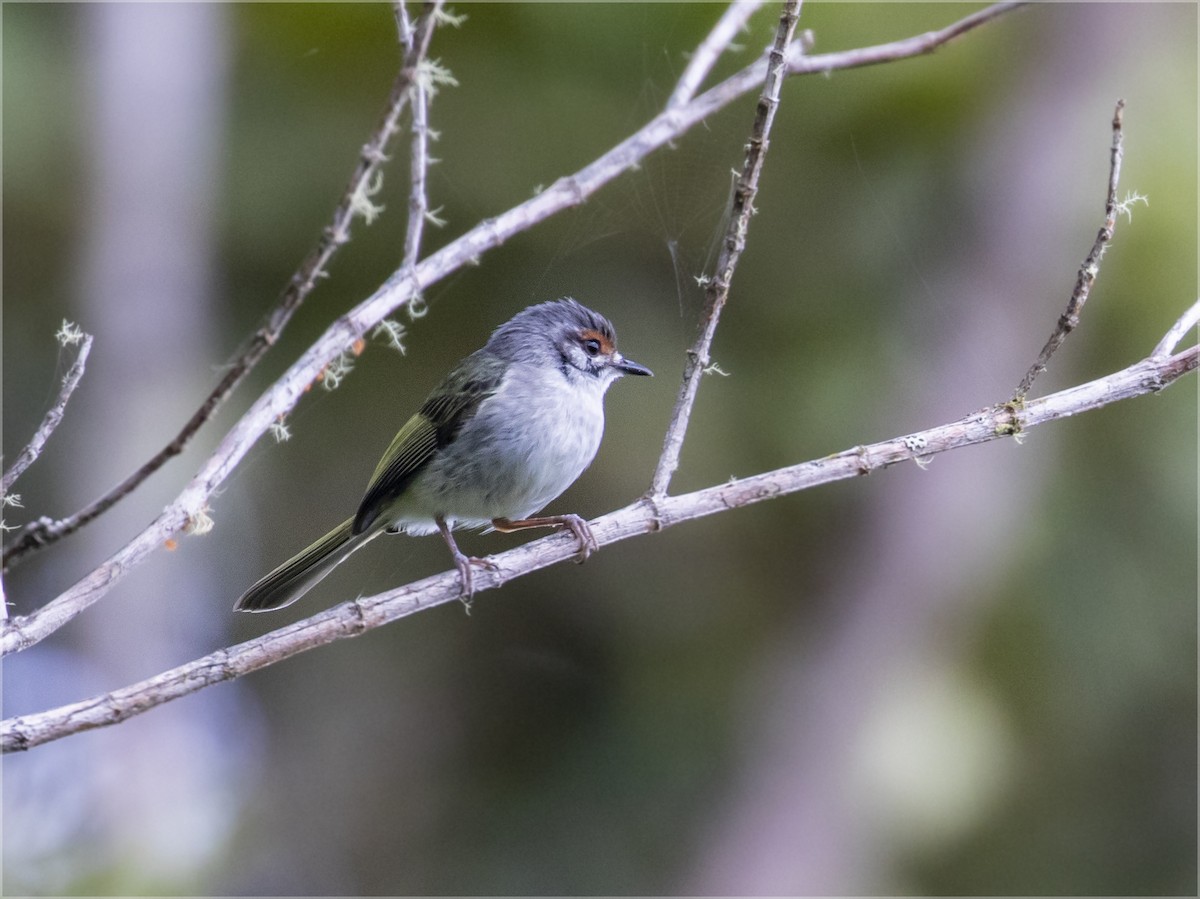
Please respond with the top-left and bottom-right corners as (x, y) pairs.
(236, 297), (652, 612)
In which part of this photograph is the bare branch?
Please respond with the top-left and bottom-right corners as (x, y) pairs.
(0, 6), (444, 572)
(2, 329), (93, 497)
(392, 1), (413, 46)
(401, 0), (444, 284)
(787, 0), (1026, 75)
(4, 322), (1194, 752)
(1016, 99), (1126, 397)
(1153, 297), (1200, 359)
(668, 0), (766, 110)
(650, 0), (801, 498)
(0, 2), (1024, 656)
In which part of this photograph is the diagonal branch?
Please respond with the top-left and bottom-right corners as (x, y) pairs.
(649, 0), (800, 498)
(0, 2), (1024, 656)
(1, 4), (444, 572)
(1153, 297), (1200, 359)
(4, 307), (1195, 752)
(2, 329), (93, 497)
(668, 0), (766, 110)
(786, 0), (1026, 75)
(1015, 99), (1126, 397)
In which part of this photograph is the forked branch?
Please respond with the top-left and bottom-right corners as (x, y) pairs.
(3, 2), (1192, 755)
(650, 0), (800, 497)
(1, 3), (446, 571)
(3, 310), (1194, 752)
(0, 1), (1025, 657)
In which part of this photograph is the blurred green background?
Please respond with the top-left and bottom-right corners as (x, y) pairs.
(3, 3), (1195, 895)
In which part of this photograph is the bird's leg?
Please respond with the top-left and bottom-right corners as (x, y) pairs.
(492, 514), (598, 563)
(435, 515), (497, 603)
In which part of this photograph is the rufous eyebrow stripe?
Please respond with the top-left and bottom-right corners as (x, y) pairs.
(580, 328), (615, 354)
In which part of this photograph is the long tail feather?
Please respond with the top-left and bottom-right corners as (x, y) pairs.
(235, 517), (378, 612)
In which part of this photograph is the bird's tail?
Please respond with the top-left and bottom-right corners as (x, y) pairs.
(235, 516), (378, 612)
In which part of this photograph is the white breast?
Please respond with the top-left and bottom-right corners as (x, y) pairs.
(394, 364), (608, 532)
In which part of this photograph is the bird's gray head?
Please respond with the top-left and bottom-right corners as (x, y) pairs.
(487, 298), (652, 386)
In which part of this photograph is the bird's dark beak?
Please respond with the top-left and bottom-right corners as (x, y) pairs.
(614, 354), (653, 377)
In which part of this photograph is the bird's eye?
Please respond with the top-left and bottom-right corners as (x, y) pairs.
(583, 338), (602, 357)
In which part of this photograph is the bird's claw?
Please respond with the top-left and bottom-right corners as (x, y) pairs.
(451, 551), (499, 609)
(560, 514), (598, 564)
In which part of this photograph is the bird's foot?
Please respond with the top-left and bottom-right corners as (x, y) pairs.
(491, 513), (598, 564)
(557, 513), (598, 564)
(448, 548), (498, 611)
(436, 515), (499, 611)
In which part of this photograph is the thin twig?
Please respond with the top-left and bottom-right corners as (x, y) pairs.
(787, 0), (1026, 76)
(2, 331), (93, 497)
(1016, 99), (1126, 398)
(392, 1), (413, 45)
(400, 2), (443, 289)
(4, 311), (1195, 751)
(0, 2), (1024, 656)
(0, 7), (444, 572)
(1152, 297), (1200, 359)
(668, 0), (766, 110)
(649, 0), (801, 498)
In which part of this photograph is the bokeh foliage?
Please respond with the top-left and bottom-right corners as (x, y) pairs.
(3, 3), (1195, 894)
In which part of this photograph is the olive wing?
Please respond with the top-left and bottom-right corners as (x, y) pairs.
(351, 352), (506, 534)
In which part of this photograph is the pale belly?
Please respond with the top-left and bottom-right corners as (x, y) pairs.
(390, 367), (606, 533)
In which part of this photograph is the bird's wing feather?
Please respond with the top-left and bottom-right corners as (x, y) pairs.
(352, 351), (507, 534)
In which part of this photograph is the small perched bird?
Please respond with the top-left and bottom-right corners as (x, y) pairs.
(236, 298), (652, 612)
